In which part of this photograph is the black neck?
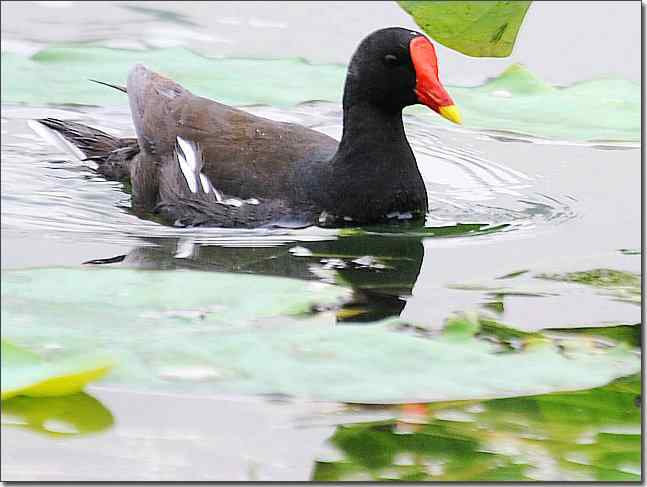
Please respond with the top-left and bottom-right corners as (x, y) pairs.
(333, 100), (411, 169)
(317, 94), (428, 223)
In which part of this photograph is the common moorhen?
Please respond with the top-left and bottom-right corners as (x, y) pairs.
(35, 27), (461, 228)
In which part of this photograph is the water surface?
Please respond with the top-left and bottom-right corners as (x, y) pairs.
(0, 1), (641, 481)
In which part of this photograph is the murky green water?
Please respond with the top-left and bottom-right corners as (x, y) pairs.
(0, 1), (641, 481)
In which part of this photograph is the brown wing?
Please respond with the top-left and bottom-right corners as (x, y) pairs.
(126, 64), (338, 199)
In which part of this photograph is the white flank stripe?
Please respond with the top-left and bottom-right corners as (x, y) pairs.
(175, 136), (233, 203)
(177, 151), (198, 193)
(199, 170), (224, 202)
(176, 136), (198, 193)
(199, 172), (211, 194)
(176, 136), (198, 171)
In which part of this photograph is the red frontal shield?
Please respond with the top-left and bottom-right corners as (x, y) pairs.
(410, 36), (461, 124)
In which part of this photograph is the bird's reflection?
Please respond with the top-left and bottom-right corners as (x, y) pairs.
(87, 234), (425, 323)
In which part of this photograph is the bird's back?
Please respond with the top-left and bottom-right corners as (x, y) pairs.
(126, 65), (338, 203)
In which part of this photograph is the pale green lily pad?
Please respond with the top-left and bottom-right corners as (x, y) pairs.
(152, 322), (636, 403)
(416, 64), (641, 142)
(1, 267), (348, 321)
(1, 47), (640, 142)
(0, 340), (112, 400)
(398, 1), (532, 57)
(0, 47), (346, 107)
(1, 266), (639, 404)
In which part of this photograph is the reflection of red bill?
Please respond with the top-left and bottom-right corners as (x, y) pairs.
(399, 403), (429, 423)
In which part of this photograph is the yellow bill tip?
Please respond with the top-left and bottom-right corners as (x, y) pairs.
(439, 105), (462, 125)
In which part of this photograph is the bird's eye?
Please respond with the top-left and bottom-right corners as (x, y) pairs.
(383, 54), (400, 67)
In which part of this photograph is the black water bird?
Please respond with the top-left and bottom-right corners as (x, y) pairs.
(35, 27), (461, 228)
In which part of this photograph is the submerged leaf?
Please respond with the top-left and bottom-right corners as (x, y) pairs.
(537, 269), (641, 304)
(0, 340), (112, 400)
(398, 1), (532, 57)
(537, 269), (640, 290)
(545, 324), (641, 348)
(313, 374), (641, 481)
(339, 223), (510, 238)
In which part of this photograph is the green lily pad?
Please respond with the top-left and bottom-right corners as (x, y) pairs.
(0, 340), (113, 400)
(1, 267), (639, 403)
(398, 1), (532, 57)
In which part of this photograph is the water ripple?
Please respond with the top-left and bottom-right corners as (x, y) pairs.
(1, 102), (577, 246)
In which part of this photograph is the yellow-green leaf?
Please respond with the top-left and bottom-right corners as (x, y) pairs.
(1, 340), (112, 400)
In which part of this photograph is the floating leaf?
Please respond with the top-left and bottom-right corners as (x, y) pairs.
(1, 267), (349, 322)
(413, 64), (640, 142)
(3, 284), (640, 403)
(2, 269), (638, 403)
(1, 47), (639, 142)
(1, 47), (346, 107)
(398, 1), (532, 57)
(0, 340), (112, 400)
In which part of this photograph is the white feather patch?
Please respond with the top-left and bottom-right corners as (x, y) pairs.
(199, 172), (211, 194)
(175, 136), (241, 205)
(176, 136), (198, 193)
(222, 198), (243, 207)
(177, 150), (198, 193)
(176, 136), (198, 171)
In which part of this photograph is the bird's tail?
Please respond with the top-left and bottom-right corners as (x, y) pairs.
(29, 118), (139, 182)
